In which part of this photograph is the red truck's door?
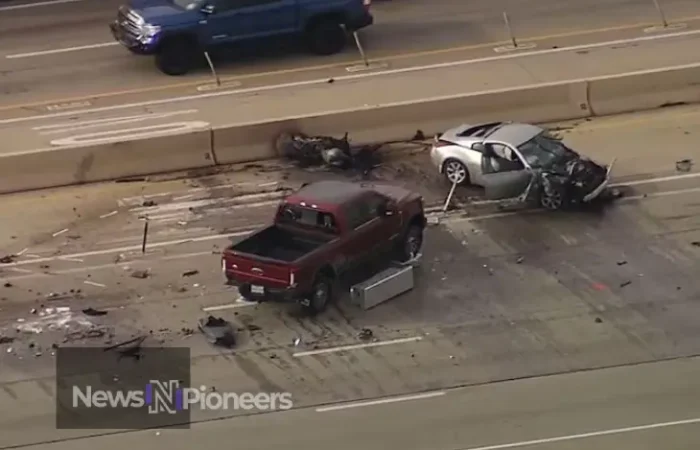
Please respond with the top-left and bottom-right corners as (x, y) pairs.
(341, 192), (399, 267)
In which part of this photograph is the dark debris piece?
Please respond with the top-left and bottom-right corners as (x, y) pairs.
(0, 336), (15, 344)
(676, 159), (693, 172)
(620, 281), (632, 288)
(198, 316), (236, 348)
(142, 200), (157, 207)
(358, 328), (373, 341)
(691, 241), (700, 247)
(182, 270), (199, 277)
(0, 255), (15, 264)
(130, 270), (150, 279)
(82, 307), (108, 317)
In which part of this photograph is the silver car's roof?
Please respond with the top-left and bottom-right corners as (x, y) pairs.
(441, 122), (544, 148)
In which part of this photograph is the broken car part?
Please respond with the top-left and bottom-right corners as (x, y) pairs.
(198, 316), (236, 348)
(275, 131), (382, 173)
(350, 262), (415, 310)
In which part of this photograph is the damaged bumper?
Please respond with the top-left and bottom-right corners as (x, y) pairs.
(582, 158), (615, 202)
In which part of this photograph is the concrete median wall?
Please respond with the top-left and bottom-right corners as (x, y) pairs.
(0, 129), (215, 195)
(214, 81), (591, 164)
(588, 64), (700, 116)
(4, 63), (700, 195)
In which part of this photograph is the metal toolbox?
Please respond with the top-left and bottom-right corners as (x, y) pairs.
(350, 262), (415, 310)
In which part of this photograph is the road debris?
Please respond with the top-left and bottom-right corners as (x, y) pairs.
(82, 307), (108, 317)
(198, 316), (236, 348)
(358, 328), (373, 341)
(515, 256), (525, 264)
(0, 336), (15, 344)
(246, 324), (261, 332)
(142, 200), (157, 207)
(3, 282), (12, 288)
(676, 159), (693, 172)
(620, 280), (632, 288)
(0, 255), (16, 264)
(617, 260), (628, 266)
(64, 328), (107, 342)
(691, 241), (700, 247)
(130, 269), (150, 279)
(182, 270), (199, 277)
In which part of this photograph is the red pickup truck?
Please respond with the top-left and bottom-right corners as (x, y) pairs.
(222, 180), (426, 313)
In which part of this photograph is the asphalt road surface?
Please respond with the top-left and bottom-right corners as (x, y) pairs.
(0, 106), (699, 448)
(16, 357), (700, 450)
(1, 0), (700, 108)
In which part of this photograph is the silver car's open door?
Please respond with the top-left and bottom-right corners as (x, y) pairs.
(480, 156), (533, 200)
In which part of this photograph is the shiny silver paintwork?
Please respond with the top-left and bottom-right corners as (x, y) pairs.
(430, 121), (541, 186)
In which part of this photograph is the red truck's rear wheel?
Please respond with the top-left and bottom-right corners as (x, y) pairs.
(396, 225), (424, 262)
(304, 275), (333, 314)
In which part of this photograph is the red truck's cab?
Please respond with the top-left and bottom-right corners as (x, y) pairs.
(222, 180), (426, 313)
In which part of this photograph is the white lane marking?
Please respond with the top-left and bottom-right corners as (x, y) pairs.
(49, 121), (210, 146)
(6, 42), (117, 59)
(51, 228), (68, 237)
(5, 231), (252, 267)
(117, 181), (274, 207)
(35, 110), (199, 135)
(202, 298), (258, 311)
(613, 171), (700, 187)
(316, 391), (446, 413)
(459, 417), (700, 450)
(173, 194), (194, 201)
(16, 248), (28, 256)
(294, 336), (423, 357)
(0, 0), (82, 11)
(83, 280), (106, 287)
(129, 192), (287, 215)
(100, 210), (118, 219)
(2, 251), (216, 281)
(58, 257), (83, 263)
(4, 30), (700, 125)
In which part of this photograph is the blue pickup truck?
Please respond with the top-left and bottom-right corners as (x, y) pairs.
(110, 0), (374, 76)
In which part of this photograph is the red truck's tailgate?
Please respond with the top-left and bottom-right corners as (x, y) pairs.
(223, 250), (292, 289)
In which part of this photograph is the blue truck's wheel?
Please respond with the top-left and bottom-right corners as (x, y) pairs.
(156, 38), (196, 76)
(307, 20), (346, 55)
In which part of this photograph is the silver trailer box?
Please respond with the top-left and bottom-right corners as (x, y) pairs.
(350, 262), (415, 310)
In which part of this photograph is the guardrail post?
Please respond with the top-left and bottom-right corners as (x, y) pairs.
(503, 11), (518, 48)
(651, 0), (669, 28)
(203, 51), (221, 87)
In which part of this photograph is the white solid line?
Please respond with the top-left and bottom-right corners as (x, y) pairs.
(2, 251), (215, 281)
(58, 257), (84, 263)
(7, 230), (251, 267)
(16, 248), (28, 256)
(294, 336), (423, 357)
(6, 42), (117, 59)
(202, 300), (257, 312)
(83, 280), (106, 287)
(173, 194), (194, 201)
(0, 0), (82, 11)
(459, 417), (700, 450)
(4, 29), (700, 125)
(52, 228), (68, 237)
(611, 171), (700, 187)
(316, 391), (446, 412)
(100, 210), (118, 219)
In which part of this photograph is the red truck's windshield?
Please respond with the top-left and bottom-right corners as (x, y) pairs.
(278, 204), (340, 235)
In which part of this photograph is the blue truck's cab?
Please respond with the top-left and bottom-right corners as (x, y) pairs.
(110, 0), (374, 76)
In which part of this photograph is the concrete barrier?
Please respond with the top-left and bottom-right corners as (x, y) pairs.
(588, 63), (700, 117)
(0, 129), (215, 195)
(213, 80), (591, 164)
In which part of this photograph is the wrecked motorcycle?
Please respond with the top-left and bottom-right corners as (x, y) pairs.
(275, 131), (381, 173)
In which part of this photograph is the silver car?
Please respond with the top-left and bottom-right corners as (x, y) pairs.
(429, 121), (613, 210)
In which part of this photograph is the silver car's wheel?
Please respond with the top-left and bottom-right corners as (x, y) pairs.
(443, 159), (469, 185)
(540, 190), (564, 210)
